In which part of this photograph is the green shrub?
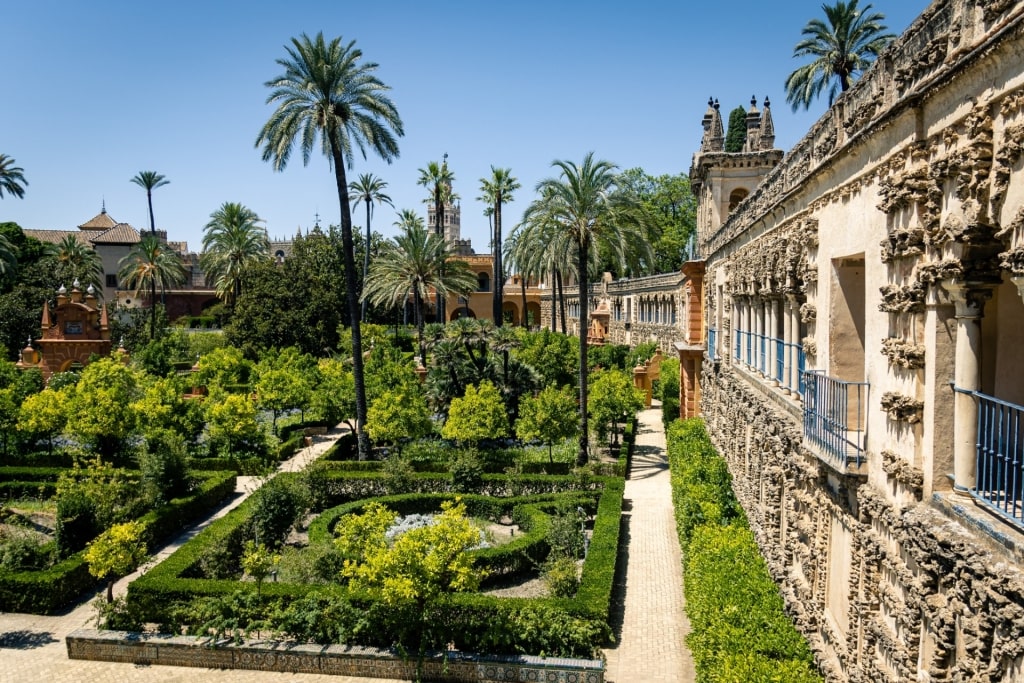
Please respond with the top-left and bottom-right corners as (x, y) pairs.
(659, 357), (680, 428)
(668, 418), (822, 682)
(246, 476), (306, 549)
(543, 556), (580, 598)
(450, 450), (484, 493)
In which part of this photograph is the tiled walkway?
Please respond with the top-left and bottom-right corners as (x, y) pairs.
(0, 410), (695, 683)
(602, 404), (695, 682)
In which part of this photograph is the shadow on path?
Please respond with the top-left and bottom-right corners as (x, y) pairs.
(0, 629), (57, 649)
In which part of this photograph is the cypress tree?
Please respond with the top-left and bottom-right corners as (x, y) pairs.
(725, 106), (747, 153)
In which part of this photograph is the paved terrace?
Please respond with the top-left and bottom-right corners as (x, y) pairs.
(0, 410), (694, 683)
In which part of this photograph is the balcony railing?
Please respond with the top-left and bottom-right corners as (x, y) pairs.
(732, 331), (806, 396)
(965, 389), (1023, 529)
(803, 370), (869, 467)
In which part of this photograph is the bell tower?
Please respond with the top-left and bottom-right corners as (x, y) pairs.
(690, 96), (783, 250)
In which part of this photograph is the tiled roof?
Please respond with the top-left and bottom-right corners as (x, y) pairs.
(78, 209), (118, 231)
(21, 229), (90, 246)
(90, 223), (141, 244)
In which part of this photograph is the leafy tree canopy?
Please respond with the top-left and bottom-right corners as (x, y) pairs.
(441, 380), (509, 445)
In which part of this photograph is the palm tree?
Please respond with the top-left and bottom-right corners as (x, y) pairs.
(118, 233), (186, 339)
(533, 152), (651, 465)
(517, 192), (577, 334)
(256, 32), (403, 460)
(417, 159), (456, 323)
(0, 232), (16, 276)
(0, 155), (28, 199)
(478, 167), (520, 327)
(200, 202), (269, 306)
(784, 0), (894, 111)
(46, 235), (104, 294)
(362, 210), (476, 364)
(130, 171), (170, 235)
(348, 173), (393, 321)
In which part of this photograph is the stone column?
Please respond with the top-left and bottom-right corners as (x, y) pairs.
(744, 297), (753, 366)
(943, 282), (993, 495)
(789, 295), (802, 394)
(755, 299), (765, 374)
(769, 298), (781, 385)
(782, 297), (793, 393)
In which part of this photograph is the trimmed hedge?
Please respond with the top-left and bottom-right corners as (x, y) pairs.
(128, 475), (623, 658)
(0, 470), (236, 615)
(667, 419), (822, 682)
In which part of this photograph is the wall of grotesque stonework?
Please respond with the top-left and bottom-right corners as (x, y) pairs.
(697, 1), (1024, 680)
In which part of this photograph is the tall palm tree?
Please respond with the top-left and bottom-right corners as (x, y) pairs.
(130, 171), (170, 235)
(130, 171), (171, 317)
(362, 210), (476, 364)
(478, 167), (520, 327)
(533, 152), (650, 465)
(348, 172), (393, 321)
(503, 229), (529, 328)
(118, 233), (186, 339)
(0, 232), (16, 276)
(200, 201), (269, 306)
(46, 235), (104, 294)
(256, 32), (403, 460)
(0, 155), (28, 199)
(784, 0), (894, 111)
(417, 159), (456, 323)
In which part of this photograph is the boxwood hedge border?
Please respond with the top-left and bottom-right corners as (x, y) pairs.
(0, 469), (236, 615)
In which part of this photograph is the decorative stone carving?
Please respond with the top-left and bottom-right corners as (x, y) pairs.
(881, 450), (924, 496)
(878, 282), (926, 313)
(880, 392), (924, 423)
(990, 121), (1024, 218)
(801, 337), (817, 357)
(799, 303), (816, 323)
(880, 227), (926, 262)
(880, 338), (926, 370)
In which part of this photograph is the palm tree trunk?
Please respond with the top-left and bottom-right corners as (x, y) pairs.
(557, 271), (567, 336)
(414, 288), (425, 365)
(492, 200), (502, 326)
(550, 270), (557, 333)
(150, 276), (158, 340)
(361, 198), (371, 321)
(329, 138), (370, 460)
(147, 191), (156, 236)
(576, 235), (590, 466)
(436, 194), (446, 324)
(520, 275), (528, 328)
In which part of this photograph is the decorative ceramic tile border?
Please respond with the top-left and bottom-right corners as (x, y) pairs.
(66, 629), (604, 683)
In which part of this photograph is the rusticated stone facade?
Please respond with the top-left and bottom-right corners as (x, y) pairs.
(696, 1), (1024, 681)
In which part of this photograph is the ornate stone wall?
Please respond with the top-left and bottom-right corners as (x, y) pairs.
(697, 1), (1024, 680)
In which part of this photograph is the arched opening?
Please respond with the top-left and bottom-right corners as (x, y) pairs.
(728, 188), (749, 213)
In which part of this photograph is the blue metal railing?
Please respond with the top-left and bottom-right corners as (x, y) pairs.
(775, 339), (785, 382)
(803, 370), (869, 467)
(708, 328), (717, 361)
(962, 389), (1023, 529)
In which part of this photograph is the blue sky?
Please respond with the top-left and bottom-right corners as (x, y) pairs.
(2, 0), (927, 253)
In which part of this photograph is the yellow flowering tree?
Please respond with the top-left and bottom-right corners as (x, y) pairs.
(83, 520), (148, 602)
